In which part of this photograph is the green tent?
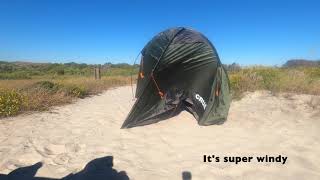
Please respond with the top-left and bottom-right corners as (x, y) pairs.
(121, 27), (231, 128)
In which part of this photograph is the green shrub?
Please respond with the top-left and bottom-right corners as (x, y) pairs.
(0, 72), (31, 79)
(0, 89), (24, 117)
(65, 85), (87, 98)
(103, 67), (138, 76)
(56, 68), (65, 75)
(229, 69), (263, 98)
(254, 68), (281, 92)
(305, 67), (320, 80)
(34, 81), (61, 93)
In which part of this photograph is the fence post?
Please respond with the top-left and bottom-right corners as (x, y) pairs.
(94, 66), (97, 80)
(94, 65), (101, 80)
(98, 64), (101, 80)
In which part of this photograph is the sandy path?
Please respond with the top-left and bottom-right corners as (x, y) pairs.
(0, 86), (320, 180)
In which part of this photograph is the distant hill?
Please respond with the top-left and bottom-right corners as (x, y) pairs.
(283, 59), (320, 68)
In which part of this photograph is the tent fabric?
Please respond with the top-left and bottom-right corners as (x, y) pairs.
(121, 27), (231, 128)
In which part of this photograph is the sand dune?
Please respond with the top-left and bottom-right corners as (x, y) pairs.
(0, 86), (319, 180)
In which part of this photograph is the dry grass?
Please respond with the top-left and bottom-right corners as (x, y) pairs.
(53, 76), (132, 94)
(229, 67), (320, 99)
(0, 76), (132, 117)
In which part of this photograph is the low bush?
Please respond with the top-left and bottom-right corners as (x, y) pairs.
(65, 85), (87, 98)
(229, 67), (320, 98)
(34, 81), (61, 93)
(0, 89), (24, 117)
(0, 72), (31, 80)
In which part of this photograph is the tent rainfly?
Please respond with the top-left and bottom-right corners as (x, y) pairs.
(121, 27), (231, 128)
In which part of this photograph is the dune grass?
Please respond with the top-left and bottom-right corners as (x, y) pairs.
(0, 76), (131, 117)
(229, 67), (320, 99)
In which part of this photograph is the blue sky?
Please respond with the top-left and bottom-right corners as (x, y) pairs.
(0, 0), (319, 65)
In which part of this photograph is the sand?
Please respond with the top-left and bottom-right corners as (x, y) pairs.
(0, 86), (319, 180)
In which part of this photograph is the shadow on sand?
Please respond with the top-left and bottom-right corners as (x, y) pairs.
(0, 156), (129, 180)
(0, 156), (193, 180)
(182, 171), (192, 180)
